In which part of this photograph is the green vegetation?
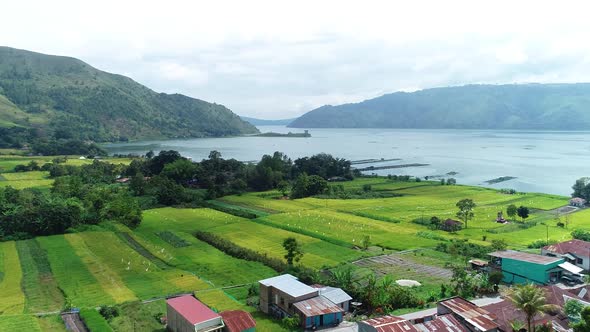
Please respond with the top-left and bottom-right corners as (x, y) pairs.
(80, 309), (114, 332)
(0, 47), (258, 153)
(289, 83), (590, 129)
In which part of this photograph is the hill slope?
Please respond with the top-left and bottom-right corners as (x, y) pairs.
(0, 47), (258, 145)
(240, 116), (296, 126)
(289, 84), (590, 129)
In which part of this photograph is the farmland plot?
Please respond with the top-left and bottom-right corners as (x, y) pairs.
(0, 241), (26, 315)
(0, 315), (42, 331)
(15, 239), (65, 313)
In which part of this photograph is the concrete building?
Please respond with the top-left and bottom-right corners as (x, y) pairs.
(489, 250), (564, 285)
(259, 274), (318, 316)
(312, 285), (353, 311)
(258, 274), (348, 329)
(166, 295), (224, 332)
(542, 239), (590, 272)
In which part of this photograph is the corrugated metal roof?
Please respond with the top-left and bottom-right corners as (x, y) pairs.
(166, 295), (220, 325)
(414, 315), (468, 332)
(360, 316), (418, 332)
(559, 262), (584, 274)
(489, 250), (563, 265)
(293, 296), (344, 317)
(544, 239), (590, 258)
(317, 286), (352, 304)
(220, 310), (256, 332)
(439, 297), (499, 331)
(259, 274), (317, 298)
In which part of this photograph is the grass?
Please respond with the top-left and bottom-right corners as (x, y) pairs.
(0, 315), (42, 331)
(37, 315), (67, 332)
(0, 241), (26, 315)
(107, 300), (166, 332)
(15, 239), (65, 313)
(0, 155), (134, 172)
(80, 309), (114, 332)
(37, 235), (115, 308)
(141, 208), (366, 269)
(70, 232), (209, 301)
(65, 233), (138, 303)
(0, 171), (53, 189)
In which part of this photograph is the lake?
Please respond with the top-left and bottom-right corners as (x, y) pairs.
(103, 126), (590, 196)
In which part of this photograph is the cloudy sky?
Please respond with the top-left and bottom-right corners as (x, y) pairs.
(2, 0), (590, 119)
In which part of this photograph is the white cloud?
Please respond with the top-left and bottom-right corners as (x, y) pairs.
(2, 0), (590, 119)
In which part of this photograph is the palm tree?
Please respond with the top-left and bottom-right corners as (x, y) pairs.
(509, 320), (525, 332)
(505, 284), (557, 332)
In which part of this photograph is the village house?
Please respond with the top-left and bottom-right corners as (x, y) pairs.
(488, 250), (565, 285)
(358, 312), (468, 332)
(166, 295), (225, 332)
(258, 274), (349, 329)
(219, 310), (256, 332)
(542, 239), (590, 272)
(570, 197), (587, 207)
(437, 297), (500, 332)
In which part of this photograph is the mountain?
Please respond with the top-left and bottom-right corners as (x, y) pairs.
(0, 46), (258, 146)
(289, 84), (590, 129)
(240, 116), (296, 126)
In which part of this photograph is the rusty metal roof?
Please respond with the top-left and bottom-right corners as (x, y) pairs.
(439, 297), (499, 331)
(544, 239), (590, 258)
(488, 250), (563, 265)
(293, 296), (343, 317)
(360, 316), (419, 332)
(219, 310), (256, 332)
(414, 315), (468, 332)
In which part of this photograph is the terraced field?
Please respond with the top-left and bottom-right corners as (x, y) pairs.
(0, 177), (587, 332)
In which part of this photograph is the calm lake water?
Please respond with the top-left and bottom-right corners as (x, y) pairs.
(103, 126), (590, 196)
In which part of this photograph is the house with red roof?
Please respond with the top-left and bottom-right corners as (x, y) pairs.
(542, 239), (590, 272)
(166, 295), (224, 332)
(219, 310), (256, 332)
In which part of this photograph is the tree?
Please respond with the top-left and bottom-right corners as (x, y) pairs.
(456, 199), (476, 228)
(517, 206), (530, 222)
(509, 320), (525, 332)
(565, 299), (584, 320)
(277, 181), (290, 197)
(507, 204), (517, 221)
(282, 237), (303, 266)
(574, 306), (590, 332)
(491, 239), (508, 251)
(447, 178), (457, 185)
(505, 284), (557, 332)
(572, 177), (590, 201)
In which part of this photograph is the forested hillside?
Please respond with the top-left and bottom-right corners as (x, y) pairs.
(289, 84), (590, 129)
(0, 47), (258, 154)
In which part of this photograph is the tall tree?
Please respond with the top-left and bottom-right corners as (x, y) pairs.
(282, 237), (303, 266)
(456, 199), (476, 228)
(505, 284), (557, 332)
(574, 306), (590, 332)
(506, 204), (517, 221)
(517, 206), (530, 222)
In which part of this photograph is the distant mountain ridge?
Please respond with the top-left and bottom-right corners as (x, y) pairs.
(289, 84), (590, 129)
(240, 116), (296, 126)
(0, 46), (258, 145)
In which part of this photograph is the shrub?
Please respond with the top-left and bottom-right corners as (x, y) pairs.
(488, 271), (504, 285)
(527, 240), (554, 249)
(98, 305), (119, 320)
(572, 229), (590, 241)
(156, 231), (190, 248)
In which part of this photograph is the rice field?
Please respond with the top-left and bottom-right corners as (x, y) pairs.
(0, 241), (26, 315)
(0, 171), (53, 190)
(0, 315), (42, 331)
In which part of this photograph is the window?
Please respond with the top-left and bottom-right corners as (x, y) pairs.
(577, 258), (584, 265)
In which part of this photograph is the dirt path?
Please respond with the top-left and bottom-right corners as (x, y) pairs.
(61, 312), (88, 332)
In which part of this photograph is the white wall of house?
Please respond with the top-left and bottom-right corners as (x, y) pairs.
(542, 249), (590, 271)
